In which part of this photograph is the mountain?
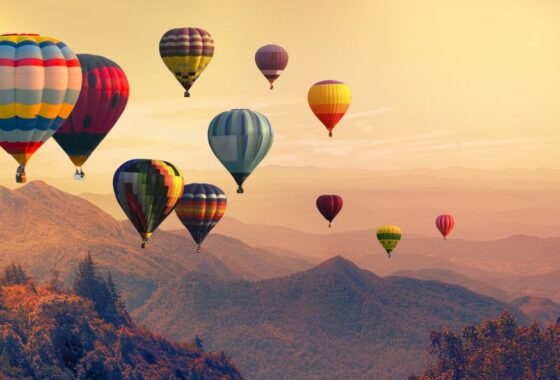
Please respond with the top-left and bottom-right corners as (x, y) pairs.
(0, 283), (242, 379)
(77, 166), (560, 239)
(393, 268), (517, 302)
(487, 270), (560, 303)
(134, 256), (525, 380)
(0, 182), (310, 311)
(510, 296), (560, 325)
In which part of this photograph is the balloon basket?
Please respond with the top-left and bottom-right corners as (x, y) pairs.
(74, 169), (85, 181)
(141, 239), (149, 249)
(15, 166), (26, 184)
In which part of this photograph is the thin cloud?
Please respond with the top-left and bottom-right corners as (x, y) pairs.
(345, 107), (396, 120)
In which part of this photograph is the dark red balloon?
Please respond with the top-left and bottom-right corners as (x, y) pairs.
(316, 195), (343, 228)
(54, 54), (129, 177)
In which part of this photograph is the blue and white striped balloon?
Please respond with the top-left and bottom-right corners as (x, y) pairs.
(208, 109), (273, 193)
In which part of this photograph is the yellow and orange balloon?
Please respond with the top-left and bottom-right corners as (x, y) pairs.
(308, 80), (351, 137)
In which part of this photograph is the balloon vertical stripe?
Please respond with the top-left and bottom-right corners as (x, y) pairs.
(255, 44), (289, 89)
(308, 80), (351, 137)
(316, 195), (343, 227)
(436, 214), (455, 240)
(208, 109), (273, 193)
(159, 28), (214, 97)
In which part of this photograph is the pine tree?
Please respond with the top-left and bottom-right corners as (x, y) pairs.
(2, 263), (30, 285)
(193, 335), (204, 351)
(74, 253), (112, 320)
(73, 254), (131, 327)
(106, 272), (132, 326)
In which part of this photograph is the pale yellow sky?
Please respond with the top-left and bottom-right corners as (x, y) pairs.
(2, 0), (560, 192)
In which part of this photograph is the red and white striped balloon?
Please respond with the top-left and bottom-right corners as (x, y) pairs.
(435, 214), (455, 240)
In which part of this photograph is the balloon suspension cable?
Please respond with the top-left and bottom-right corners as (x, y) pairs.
(141, 238), (149, 249)
(237, 185), (244, 194)
(15, 165), (26, 184)
(184, 90), (190, 97)
(197, 245), (201, 253)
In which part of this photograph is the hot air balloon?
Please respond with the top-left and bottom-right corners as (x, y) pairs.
(208, 109), (273, 193)
(0, 33), (82, 183)
(159, 27), (214, 97)
(377, 225), (401, 258)
(113, 159), (184, 248)
(255, 44), (288, 89)
(175, 183), (227, 252)
(316, 194), (343, 228)
(54, 54), (129, 180)
(308, 80), (351, 137)
(435, 214), (455, 240)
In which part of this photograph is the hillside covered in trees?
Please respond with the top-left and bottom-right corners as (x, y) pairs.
(410, 312), (560, 379)
(0, 258), (242, 380)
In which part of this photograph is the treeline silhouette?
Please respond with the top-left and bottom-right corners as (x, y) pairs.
(410, 312), (560, 379)
(0, 256), (243, 380)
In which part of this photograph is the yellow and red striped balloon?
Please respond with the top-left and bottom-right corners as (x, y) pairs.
(308, 80), (351, 137)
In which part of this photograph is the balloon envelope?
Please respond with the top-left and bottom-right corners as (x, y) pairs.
(54, 54), (129, 178)
(113, 159), (184, 248)
(0, 33), (82, 182)
(377, 225), (401, 257)
(255, 44), (288, 89)
(208, 109), (274, 193)
(316, 194), (343, 227)
(435, 214), (455, 240)
(159, 27), (214, 97)
(308, 80), (351, 137)
(175, 183), (227, 251)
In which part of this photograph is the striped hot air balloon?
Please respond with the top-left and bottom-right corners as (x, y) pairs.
(316, 194), (343, 228)
(255, 44), (288, 89)
(175, 183), (227, 252)
(54, 54), (129, 180)
(208, 109), (274, 194)
(113, 159), (184, 248)
(159, 27), (214, 97)
(377, 225), (401, 258)
(308, 80), (351, 137)
(0, 33), (82, 183)
(435, 214), (455, 240)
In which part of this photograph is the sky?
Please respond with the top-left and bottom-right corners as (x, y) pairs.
(2, 0), (560, 194)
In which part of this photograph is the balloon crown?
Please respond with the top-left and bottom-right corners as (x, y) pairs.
(1, 33), (40, 36)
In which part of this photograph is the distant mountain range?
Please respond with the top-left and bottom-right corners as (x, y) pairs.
(78, 165), (560, 239)
(1, 181), (558, 379)
(393, 268), (518, 301)
(394, 268), (560, 325)
(135, 256), (525, 380)
(0, 182), (311, 311)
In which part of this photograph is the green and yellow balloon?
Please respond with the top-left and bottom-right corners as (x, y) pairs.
(377, 225), (401, 258)
(113, 159), (184, 248)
